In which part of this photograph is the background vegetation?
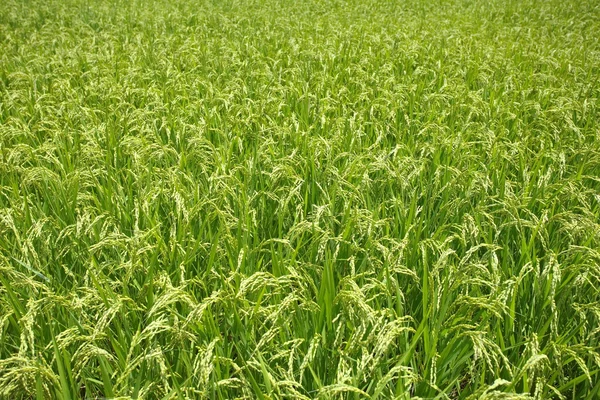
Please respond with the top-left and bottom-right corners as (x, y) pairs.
(1, 0), (599, 398)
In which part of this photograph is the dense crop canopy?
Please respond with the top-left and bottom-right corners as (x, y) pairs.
(1, 0), (599, 398)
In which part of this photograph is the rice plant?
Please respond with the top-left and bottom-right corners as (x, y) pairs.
(1, 0), (599, 398)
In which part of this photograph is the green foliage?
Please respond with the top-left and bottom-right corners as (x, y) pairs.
(1, 0), (599, 398)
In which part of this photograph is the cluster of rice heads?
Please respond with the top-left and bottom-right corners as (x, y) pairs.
(1, 0), (599, 398)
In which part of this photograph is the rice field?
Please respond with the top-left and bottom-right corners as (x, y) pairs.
(1, 0), (599, 398)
